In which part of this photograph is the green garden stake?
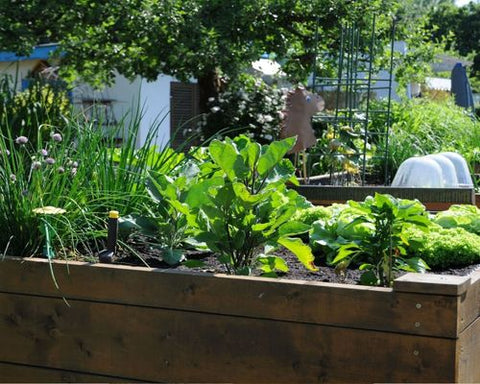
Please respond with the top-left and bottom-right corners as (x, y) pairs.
(32, 206), (66, 260)
(42, 221), (55, 259)
(99, 210), (119, 263)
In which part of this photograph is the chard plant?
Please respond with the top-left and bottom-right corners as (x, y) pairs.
(186, 135), (316, 275)
(312, 194), (431, 286)
(119, 161), (201, 266)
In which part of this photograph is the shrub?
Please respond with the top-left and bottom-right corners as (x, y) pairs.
(368, 98), (480, 182)
(0, 75), (71, 148)
(198, 74), (284, 144)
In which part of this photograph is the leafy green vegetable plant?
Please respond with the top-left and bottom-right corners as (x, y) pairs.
(186, 135), (316, 275)
(312, 194), (431, 286)
(433, 204), (480, 235)
(119, 161), (201, 266)
(406, 224), (480, 269)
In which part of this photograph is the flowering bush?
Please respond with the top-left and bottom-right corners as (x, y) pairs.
(197, 74), (284, 144)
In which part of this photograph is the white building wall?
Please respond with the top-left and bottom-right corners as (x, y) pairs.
(137, 75), (173, 149)
(72, 73), (174, 148)
(0, 60), (43, 88)
(1, 60), (174, 149)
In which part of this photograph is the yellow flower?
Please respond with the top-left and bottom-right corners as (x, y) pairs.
(32, 206), (66, 215)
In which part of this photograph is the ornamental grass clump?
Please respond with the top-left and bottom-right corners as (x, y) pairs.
(0, 126), (80, 256)
(0, 88), (184, 259)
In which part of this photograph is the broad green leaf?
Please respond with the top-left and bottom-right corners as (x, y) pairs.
(232, 182), (263, 204)
(252, 222), (273, 232)
(162, 248), (185, 265)
(403, 257), (430, 273)
(118, 215), (158, 237)
(360, 270), (379, 286)
(264, 158), (296, 186)
(214, 184), (235, 207)
(359, 263), (374, 271)
(182, 259), (206, 268)
(278, 221), (311, 236)
(257, 137), (295, 176)
(278, 236), (318, 271)
(256, 255), (289, 273)
(244, 141), (261, 170)
(185, 177), (224, 208)
(405, 215), (431, 228)
(209, 140), (249, 181)
(232, 229), (246, 250)
(169, 199), (190, 215)
(332, 244), (361, 264)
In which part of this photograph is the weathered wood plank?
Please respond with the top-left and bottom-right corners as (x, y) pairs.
(394, 273), (471, 296)
(0, 257), (461, 337)
(458, 270), (480, 334)
(0, 292), (457, 383)
(457, 316), (480, 383)
(292, 185), (476, 205)
(0, 361), (138, 383)
(303, 199), (459, 211)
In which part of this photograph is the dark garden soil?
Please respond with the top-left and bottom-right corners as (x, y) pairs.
(112, 238), (480, 286)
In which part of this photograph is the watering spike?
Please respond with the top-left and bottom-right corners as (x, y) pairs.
(99, 210), (119, 263)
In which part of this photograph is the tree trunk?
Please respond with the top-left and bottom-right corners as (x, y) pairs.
(197, 69), (224, 113)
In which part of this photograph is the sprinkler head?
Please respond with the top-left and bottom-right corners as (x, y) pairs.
(98, 249), (114, 263)
(98, 210), (119, 263)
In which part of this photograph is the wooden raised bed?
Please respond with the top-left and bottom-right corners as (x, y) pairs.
(0, 257), (479, 383)
(293, 185), (476, 211)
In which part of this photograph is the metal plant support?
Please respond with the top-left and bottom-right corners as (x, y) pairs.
(311, 15), (395, 185)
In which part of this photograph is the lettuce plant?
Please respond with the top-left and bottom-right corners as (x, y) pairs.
(433, 204), (480, 235)
(186, 135), (316, 275)
(406, 224), (480, 269)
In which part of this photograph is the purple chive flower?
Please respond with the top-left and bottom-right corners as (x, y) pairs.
(0, 149), (10, 156)
(52, 133), (62, 142)
(57, 166), (65, 174)
(45, 157), (55, 165)
(31, 161), (42, 170)
(15, 136), (28, 145)
(40, 149), (48, 157)
(9, 174), (16, 182)
(72, 161), (78, 168)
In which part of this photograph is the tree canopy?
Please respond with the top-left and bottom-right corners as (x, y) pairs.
(427, 2), (480, 83)
(0, 0), (438, 106)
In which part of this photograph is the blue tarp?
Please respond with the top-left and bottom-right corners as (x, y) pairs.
(451, 62), (474, 110)
(0, 44), (58, 62)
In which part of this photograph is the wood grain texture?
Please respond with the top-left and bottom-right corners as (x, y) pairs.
(0, 292), (457, 383)
(292, 185), (476, 205)
(0, 361), (137, 383)
(458, 270), (480, 334)
(0, 257), (461, 337)
(0, 257), (477, 383)
(457, 316), (480, 383)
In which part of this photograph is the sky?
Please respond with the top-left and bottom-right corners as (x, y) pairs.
(456, 0), (477, 5)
